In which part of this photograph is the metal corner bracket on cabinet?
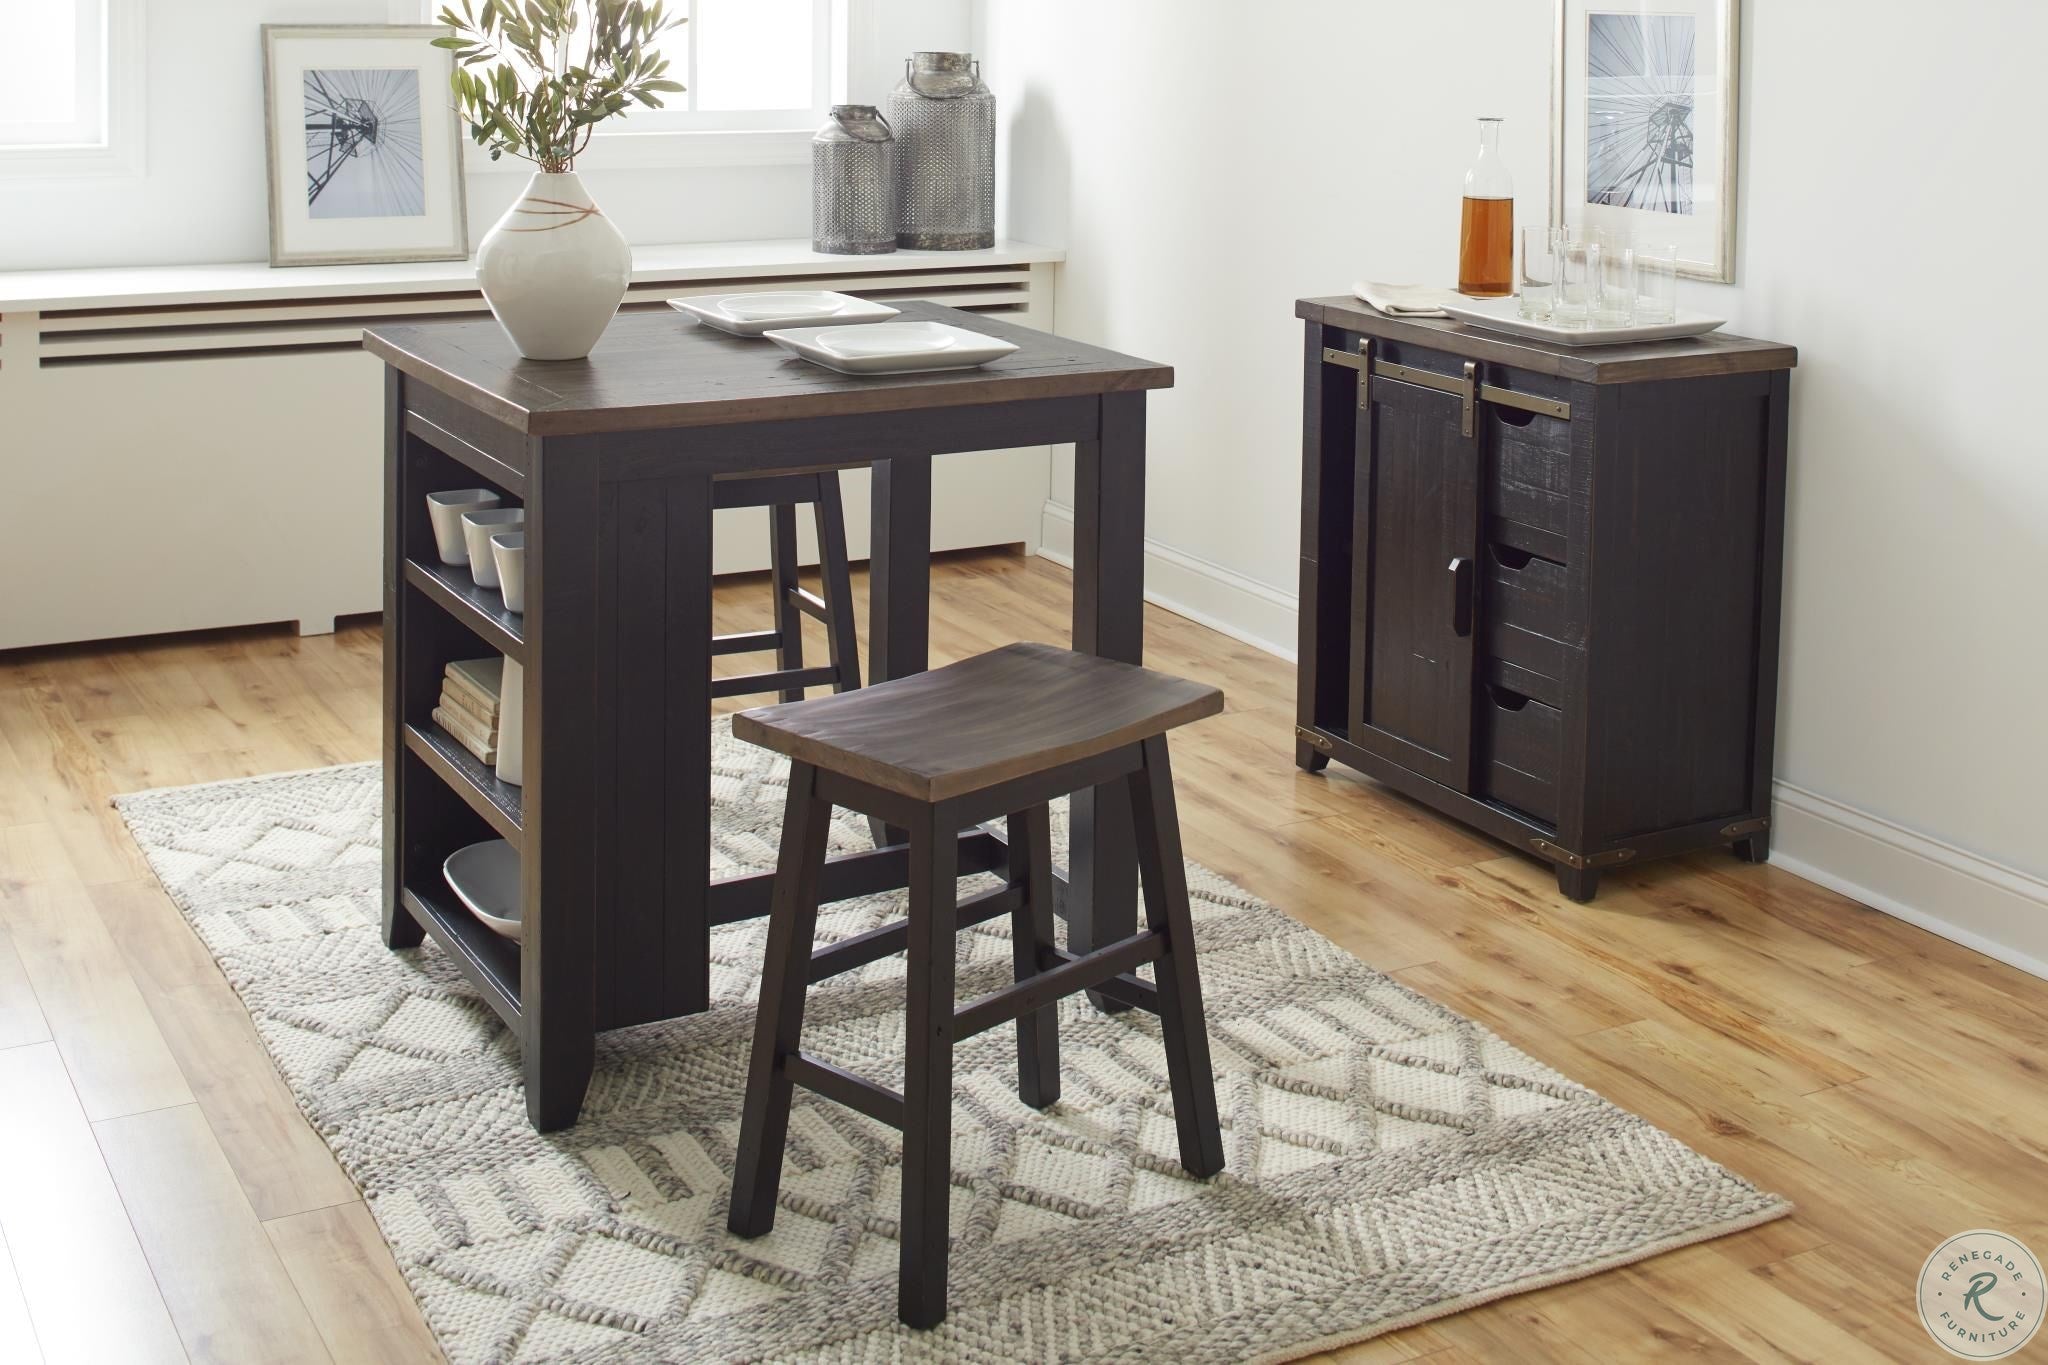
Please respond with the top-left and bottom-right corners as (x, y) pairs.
(1530, 839), (1636, 871)
(1295, 725), (1335, 753)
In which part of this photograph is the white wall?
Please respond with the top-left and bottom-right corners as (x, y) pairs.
(975, 0), (2048, 971)
(0, 0), (972, 270)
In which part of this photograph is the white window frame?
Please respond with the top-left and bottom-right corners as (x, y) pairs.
(0, 0), (147, 179)
(415, 0), (859, 171)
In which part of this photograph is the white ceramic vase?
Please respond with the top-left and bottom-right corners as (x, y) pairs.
(476, 171), (631, 361)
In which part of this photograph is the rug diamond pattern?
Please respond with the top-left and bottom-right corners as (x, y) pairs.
(111, 724), (1788, 1363)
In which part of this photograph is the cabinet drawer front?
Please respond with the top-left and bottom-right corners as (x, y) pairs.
(1476, 684), (1562, 826)
(1488, 407), (1572, 546)
(1484, 541), (1582, 646)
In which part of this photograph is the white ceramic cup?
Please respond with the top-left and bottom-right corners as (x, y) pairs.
(427, 489), (503, 565)
(490, 531), (526, 613)
(462, 508), (525, 587)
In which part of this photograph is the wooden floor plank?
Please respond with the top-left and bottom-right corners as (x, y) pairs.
(0, 1044), (187, 1365)
(90, 879), (359, 1219)
(0, 1226), (45, 1365)
(0, 826), (195, 1121)
(0, 926), (52, 1050)
(95, 1104), (334, 1365)
(0, 549), (2037, 1364)
(265, 1202), (446, 1365)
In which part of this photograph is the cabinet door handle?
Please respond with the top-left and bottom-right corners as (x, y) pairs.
(1448, 556), (1474, 637)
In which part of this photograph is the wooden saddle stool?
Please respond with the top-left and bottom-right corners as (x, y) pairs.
(726, 642), (1229, 1328)
(712, 471), (861, 702)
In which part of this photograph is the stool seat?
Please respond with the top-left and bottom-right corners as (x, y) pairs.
(732, 641), (1223, 801)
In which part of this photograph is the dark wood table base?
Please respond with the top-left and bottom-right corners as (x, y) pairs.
(368, 303), (1173, 1129)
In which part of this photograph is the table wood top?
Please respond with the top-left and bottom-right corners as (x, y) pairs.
(364, 300), (1172, 436)
(1297, 296), (1797, 384)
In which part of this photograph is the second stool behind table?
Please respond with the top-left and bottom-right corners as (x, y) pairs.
(713, 472), (862, 701)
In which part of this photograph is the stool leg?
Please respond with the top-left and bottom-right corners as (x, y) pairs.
(768, 501), (805, 702)
(728, 762), (831, 1238)
(812, 472), (862, 694)
(899, 810), (958, 1328)
(1007, 805), (1061, 1109)
(1128, 735), (1226, 1179)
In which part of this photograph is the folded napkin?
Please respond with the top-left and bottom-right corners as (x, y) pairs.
(1352, 281), (1454, 318)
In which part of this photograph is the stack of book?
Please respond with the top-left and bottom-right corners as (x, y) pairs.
(433, 657), (503, 765)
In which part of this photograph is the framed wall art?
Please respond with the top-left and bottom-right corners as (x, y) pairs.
(262, 25), (469, 267)
(1551, 0), (1739, 282)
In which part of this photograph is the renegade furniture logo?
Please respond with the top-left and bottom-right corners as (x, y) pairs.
(1919, 1230), (2043, 1359)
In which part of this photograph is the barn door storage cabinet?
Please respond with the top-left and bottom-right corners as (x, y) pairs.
(1292, 297), (1797, 900)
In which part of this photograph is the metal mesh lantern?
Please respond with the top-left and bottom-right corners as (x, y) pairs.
(887, 52), (995, 251)
(812, 104), (897, 255)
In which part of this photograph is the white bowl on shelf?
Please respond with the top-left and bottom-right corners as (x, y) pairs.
(427, 489), (503, 566)
(462, 508), (524, 587)
(443, 838), (521, 940)
(490, 531), (525, 613)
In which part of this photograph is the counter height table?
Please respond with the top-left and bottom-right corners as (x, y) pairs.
(365, 301), (1173, 1129)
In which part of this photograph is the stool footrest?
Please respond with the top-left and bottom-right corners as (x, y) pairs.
(713, 665), (842, 700)
(809, 884), (1024, 984)
(790, 586), (831, 623)
(708, 830), (1009, 926)
(785, 1052), (906, 1130)
(712, 629), (782, 657)
(1043, 947), (1160, 1014)
(953, 929), (1167, 1042)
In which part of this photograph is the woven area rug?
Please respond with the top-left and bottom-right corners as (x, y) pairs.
(113, 722), (1789, 1364)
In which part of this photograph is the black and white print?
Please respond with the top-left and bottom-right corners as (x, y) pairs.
(303, 67), (426, 219)
(1585, 12), (1696, 215)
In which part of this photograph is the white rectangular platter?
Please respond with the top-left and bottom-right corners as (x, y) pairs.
(670, 290), (899, 336)
(1438, 296), (1727, 347)
(761, 319), (1020, 376)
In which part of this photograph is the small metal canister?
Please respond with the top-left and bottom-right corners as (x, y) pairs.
(811, 104), (897, 255)
(887, 52), (995, 251)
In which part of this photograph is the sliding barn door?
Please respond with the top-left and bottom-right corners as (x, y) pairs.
(1347, 372), (1482, 789)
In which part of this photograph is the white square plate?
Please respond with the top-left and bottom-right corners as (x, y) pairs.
(761, 319), (1021, 375)
(669, 290), (899, 336)
(1438, 295), (1727, 347)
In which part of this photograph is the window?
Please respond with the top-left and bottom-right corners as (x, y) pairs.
(427, 0), (839, 169)
(0, 0), (144, 175)
(611, 0), (834, 134)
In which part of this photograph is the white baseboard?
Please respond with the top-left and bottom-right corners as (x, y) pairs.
(1036, 501), (1300, 661)
(1769, 782), (2048, 980)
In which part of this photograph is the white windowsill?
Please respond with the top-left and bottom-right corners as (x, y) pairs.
(0, 238), (1066, 312)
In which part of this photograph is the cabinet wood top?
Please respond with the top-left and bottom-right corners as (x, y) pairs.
(1296, 296), (1797, 384)
(364, 300), (1172, 436)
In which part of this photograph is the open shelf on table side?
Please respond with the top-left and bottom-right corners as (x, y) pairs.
(404, 721), (523, 845)
(400, 882), (522, 1028)
(404, 558), (525, 660)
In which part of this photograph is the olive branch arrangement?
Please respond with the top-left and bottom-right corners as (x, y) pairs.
(432, 0), (686, 174)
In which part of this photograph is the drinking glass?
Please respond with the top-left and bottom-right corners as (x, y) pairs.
(1554, 230), (1594, 326)
(1594, 229), (1635, 326)
(1634, 240), (1679, 323)
(1518, 226), (1556, 321)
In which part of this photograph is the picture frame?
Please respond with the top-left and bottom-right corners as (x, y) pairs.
(1550, 0), (1739, 283)
(261, 25), (469, 267)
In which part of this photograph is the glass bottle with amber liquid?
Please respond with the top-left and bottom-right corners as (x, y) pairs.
(1458, 117), (1513, 297)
